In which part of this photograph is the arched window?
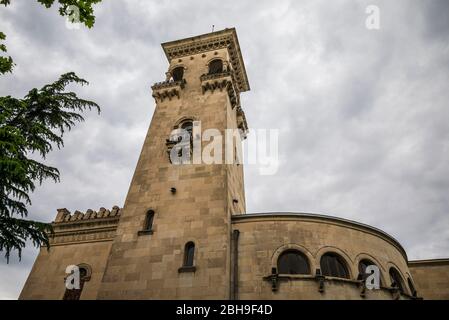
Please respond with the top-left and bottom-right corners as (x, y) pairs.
(178, 120), (193, 163)
(389, 267), (405, 293)
(208, 59), (223, 74)
(168, 120), (194, 164)
(171, 67), (184, 81)
(144, 210), (154, 231)
(359, 259), (380, 276)
(183, 242), (195, 267)
(277, 250), (310, 275)
(79, 267), (88, 278)
(358, 259), (382, 284)
(358, 259), (374, 275)
(407, 277), (417, 297)
(320, 253), (350, 279)
(180, 120), (193, 142)
(62, 265), (91, 300)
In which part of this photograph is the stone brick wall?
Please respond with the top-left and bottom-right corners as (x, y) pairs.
(409, 259), (449, 300)
(19, 207), (120, 299)
(232, 213), (414, 300)
(97, 30), (249, 299)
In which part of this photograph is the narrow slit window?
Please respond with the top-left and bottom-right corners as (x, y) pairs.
(145, 210), (154, 231)
(183, 242), (195, 267)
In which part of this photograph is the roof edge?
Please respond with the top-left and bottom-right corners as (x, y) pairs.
(161, 28), (250, 92)
(232, 212), (408, 262)
(408, 258), (449, 266)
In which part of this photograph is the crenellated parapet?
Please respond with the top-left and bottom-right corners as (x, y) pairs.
(49, 206), (122, 246)
(54, 206), (122, 223)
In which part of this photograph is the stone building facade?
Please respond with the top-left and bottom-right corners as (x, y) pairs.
(19, 28), (449, 300)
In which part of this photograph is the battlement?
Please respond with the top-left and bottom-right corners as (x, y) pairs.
(47, 206), (122, 246)
(54, 206), (122, 224)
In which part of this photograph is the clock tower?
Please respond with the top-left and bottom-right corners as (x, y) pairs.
(97, 28), (250, 299)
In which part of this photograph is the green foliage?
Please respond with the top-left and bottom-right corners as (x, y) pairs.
(1, 0), (101, 28)
(0, 73), (100, 261)
(0, 32), (14, 75)
(1, 0), (101, 263)
(0, 0), (101, 263)
(0, 216), (53, 261)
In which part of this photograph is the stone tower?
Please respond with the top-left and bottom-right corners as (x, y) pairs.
(96, 28), (250, 299)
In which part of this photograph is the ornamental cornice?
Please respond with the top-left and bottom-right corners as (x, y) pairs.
(162, 28), (250, 93)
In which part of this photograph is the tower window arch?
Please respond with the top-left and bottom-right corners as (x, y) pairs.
(180, 120), (193, 141)
(171, 66), (184, 81)
(389, 267), (405, 293)
(144, 210), (154, 231)
(138, 210), (155, 236)
(320, 252), (350, 279)
(177, 120), (193, 163)
(277, 250), (310, 275)
(62, 264), (91, 300)
(183, 241), (195, 267)
(167, 119), (194, 164)
(208, 59), (223, 74)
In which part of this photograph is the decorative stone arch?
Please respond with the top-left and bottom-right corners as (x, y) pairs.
(169, 63), (186, 72)
(271, 243), (315, 275)
(205, 55), (221, 63)
(166, 64), (187, 81)
(405, 271), (417, 296)
(315, 246), (355, 279)
(405, 271), (415, 284)
(62, 263), (92, 300)
(77, 263), (92, 281)
(205, 57), (229, 74)
(173, 116), (198, 129)
(354, 252), (387, 285)
(205, 56), (228, 68)
(167, 117), (200, 164)
(385, 261), (407, 291)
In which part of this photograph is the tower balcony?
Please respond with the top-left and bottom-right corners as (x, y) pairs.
(200, 70), (248, 139)
(200, 70), (240, 109)
(151, 78), (186, 102)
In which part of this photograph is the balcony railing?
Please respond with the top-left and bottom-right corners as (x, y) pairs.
(200, 70), (234, 82)
(151, 78), (186, 91)
(200, 71), (240, 109)
(151, 78), (186, 102)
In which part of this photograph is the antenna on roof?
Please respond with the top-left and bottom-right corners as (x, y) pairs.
(212, 25), (215, 32)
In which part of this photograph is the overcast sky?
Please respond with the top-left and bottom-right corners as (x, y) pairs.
(1, 0), (449, 299)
